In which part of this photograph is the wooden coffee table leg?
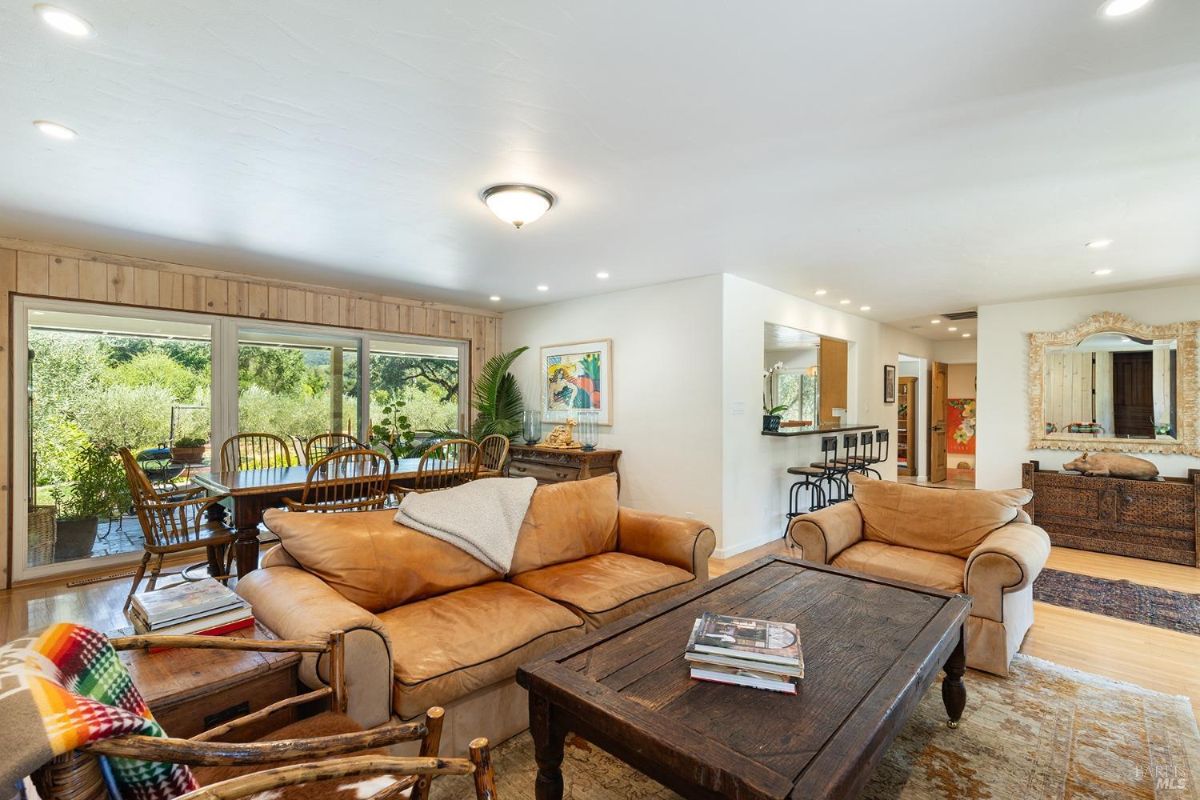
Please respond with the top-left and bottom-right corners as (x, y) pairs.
(530, 692), (566, 800)
(942, 627), (967, 728)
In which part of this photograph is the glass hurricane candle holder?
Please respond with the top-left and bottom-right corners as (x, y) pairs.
(522, 410), (542, 445)
(578, 410), (600, 451)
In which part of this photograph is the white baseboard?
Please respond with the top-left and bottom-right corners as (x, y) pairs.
(714, 529), (783, 560)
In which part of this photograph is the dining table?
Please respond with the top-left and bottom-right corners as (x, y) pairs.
(192, 457), (424, 577)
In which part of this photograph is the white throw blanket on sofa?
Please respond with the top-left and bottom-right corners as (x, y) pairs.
(393, 477), (537, 573)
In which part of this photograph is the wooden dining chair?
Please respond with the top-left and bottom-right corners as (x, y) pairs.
(220, 433), (295, 472)
(477, 434), (511, 479)
(118, 448), (235, 611)
(304, 433), (363, 464)
(31, 631), (460, 800)
(283, 449), (393, 513)
(396, 439), (481, 496)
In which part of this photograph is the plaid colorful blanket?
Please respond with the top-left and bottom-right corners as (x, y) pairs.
(0, 623), (197, 800)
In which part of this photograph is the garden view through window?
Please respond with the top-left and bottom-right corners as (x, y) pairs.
(18, 301), (463, 577)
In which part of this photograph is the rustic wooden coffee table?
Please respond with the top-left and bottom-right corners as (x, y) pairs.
(516, 555), (971, 800)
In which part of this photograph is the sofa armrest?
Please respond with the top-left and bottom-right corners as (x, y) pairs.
(236, 566), (394, 728)
(616, 507), (716, 581)
(786, 502), (864, 564)
(964, 522), (1051, 622)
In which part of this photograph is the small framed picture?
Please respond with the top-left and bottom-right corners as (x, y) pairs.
(883, 364), (897, 404)
(541, 339), (613, 425)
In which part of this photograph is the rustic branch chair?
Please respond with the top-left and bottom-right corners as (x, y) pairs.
(290, 435), (310, 466)
(283, 449), (393, 513)
(31, 632), (456, 800)
(219, 433), (295, 472)
(304, 433), (364, 465)
(476, 434), (511, 479)
(118, 448), (235, 611)
(396, 439), (481, 496)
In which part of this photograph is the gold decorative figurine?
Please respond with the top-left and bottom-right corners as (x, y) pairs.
(543, 419), (582, 449)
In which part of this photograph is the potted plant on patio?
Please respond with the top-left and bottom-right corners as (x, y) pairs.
(170, 435), (208, 464)
(52, 442), (128, 561)
(371, 392), (416, 459)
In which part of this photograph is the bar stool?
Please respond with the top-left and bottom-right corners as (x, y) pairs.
(785, 463), (829, 519)
(866, 429), (889, 476)
(857, 431), (882, 479)
(810, 435), (849, 504)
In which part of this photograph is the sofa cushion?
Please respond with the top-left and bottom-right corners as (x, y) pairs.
(262, 508), (500, 613)
(849, 475), (1032, 559)
(508, 475), (620, 575)
(377, 582), (585, 718)
(832, 541), (966, 592)
(511, 552), (696, 629)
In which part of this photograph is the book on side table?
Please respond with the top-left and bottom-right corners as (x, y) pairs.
(129, 578), (254, 637)
(685, 612), (803, 694)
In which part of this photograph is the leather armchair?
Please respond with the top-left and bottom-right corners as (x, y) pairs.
(786, 478), (1051, 676)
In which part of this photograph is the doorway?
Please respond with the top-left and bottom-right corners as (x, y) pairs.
(897, 355), (927, 479)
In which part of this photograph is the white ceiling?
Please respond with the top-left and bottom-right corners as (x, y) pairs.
(765, 323), (820, 351)
(2, 1), (1199, 331)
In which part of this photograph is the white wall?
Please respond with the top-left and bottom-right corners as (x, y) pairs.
(934, 339), (978, 364)
(501, 275), (725, 529)
(976, 284), (1200, 489)
(721, 275), (935, 556)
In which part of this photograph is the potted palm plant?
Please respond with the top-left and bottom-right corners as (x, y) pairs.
(52, 442), (128, 561)
(471, 346), (528, 439)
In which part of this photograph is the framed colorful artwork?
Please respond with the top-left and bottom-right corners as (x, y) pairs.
(541, 339), (613, 425)
(883, 364), (896, 404)
(947, 398), (976, 454)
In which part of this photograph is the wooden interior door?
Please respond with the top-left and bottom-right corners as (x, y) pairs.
(1112, 351), (1155, 438)
(929, 361), (948, 483)
(818, 337), (848, 425)
(896, 377), (917, 476)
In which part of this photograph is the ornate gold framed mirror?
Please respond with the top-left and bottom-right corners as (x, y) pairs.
(1028, 312), (1199, 456)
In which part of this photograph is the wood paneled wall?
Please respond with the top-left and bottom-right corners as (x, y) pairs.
(0, 237), (502, 586)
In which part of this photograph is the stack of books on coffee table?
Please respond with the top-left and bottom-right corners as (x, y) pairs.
(685, 611), (804, 694)
(129, 578), (254, 637)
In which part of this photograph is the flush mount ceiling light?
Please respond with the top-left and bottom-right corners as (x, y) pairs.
(1085, 239), (1113, 249)
(33, 120), (77, 140)
(34, 4), (94, 37)
(481, 184), (555, 229)
(1099, 0), (1153, 18)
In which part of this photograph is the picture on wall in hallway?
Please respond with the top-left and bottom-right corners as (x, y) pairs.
(947, 398), (976, 454)
(541, 339), (613, 425)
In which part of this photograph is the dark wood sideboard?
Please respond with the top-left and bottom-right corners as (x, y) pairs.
(1022, 461), (1199, 567)
(508, 444), (621, 487)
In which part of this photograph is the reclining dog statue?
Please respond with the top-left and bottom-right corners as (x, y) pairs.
(1063, 452), (1159, 480)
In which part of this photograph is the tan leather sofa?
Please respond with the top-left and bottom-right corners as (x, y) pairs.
(786, 475), (1050, 676)
(236, 474), (715, 754)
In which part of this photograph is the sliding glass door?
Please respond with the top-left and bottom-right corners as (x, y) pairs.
(11, 298), (468, 583)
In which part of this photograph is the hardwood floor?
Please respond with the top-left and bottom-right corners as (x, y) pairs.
(712, 538), (1200, 718)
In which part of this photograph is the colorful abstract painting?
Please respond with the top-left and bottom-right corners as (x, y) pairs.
(541, 339), (612, 424)
(947, 398), (976, 454)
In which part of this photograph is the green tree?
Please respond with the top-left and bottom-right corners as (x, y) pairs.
(238, 346), (309, 394)
(105, 351), (207, 402)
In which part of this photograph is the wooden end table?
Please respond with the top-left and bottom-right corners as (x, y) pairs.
(119, 622), (301, 739)
(516, 555), (971, 800)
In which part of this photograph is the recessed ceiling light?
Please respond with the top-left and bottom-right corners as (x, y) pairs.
(948, 327), (958, 332)
(839, 299), (851, 305)
(814, 289), (827, 297)
(481, 184), (555, 229)
(930, 319), (941, 325)
(1085, 239), (1113, 249)
(33, 120), (77, 140)
(859, 305), (871, 312)
(962, 333), (972, 338)
(536, 284), (549, 292)
(1099, 0), (1153, 18)
(34, 4), (94, 37)
(1092, 268), (1114, 276)
(489, 295), (501, 302)
(595, 272), (610, 280)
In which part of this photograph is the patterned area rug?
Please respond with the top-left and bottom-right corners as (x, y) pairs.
(431, 655), (1200, 799)
(1034, 568), (1200, 636)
